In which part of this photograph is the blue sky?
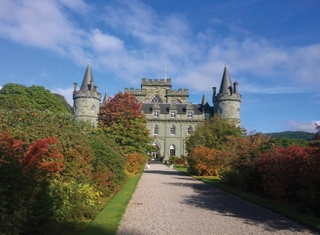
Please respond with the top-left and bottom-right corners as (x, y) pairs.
(0, 0), (319, 134)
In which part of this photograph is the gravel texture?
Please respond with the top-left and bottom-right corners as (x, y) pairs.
(117, 162), (318, 235)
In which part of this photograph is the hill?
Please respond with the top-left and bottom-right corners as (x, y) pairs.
(264, 131), (315, 140)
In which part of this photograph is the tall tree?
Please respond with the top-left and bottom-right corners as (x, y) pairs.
(98, 92), (152, 155)
(0, 83), (71, 113)
(185, 115), (242, 152)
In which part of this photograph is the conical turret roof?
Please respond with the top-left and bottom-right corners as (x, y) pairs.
(201, 93), (207, 105)
(219, 66), (232, 95)
(102, 91), (109, 103)
(80, 63), (94, 91)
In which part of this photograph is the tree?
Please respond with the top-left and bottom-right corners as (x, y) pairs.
(185, 115), (242, 152)
(98, 92), (152, 155)
(0, 83), (71, 113)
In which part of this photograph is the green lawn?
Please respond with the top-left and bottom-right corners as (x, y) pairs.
(81, 174), (142, 235)
(175, 167), (320, 233)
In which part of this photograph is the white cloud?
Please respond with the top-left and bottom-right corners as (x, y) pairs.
(90, 29), (124, 52)
(0, 0), (88, 58)
(52, 87), (74, 105)
(286, 120), (320, 133)
(1, 0), (320, 94)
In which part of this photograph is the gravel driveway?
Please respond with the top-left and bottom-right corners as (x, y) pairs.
(117, 163), (318, 235)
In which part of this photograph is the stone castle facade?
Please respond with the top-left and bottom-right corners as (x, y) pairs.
(73, 64), (241, 160)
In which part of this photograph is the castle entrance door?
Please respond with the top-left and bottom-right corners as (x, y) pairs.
(151, 144), (160, 160)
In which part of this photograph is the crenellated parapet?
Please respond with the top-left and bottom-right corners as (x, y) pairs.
(73, 87), (102, 101)
(124, 87), (146, 95)
(141, 78), (172, 87)
(166, 88), (189, 97)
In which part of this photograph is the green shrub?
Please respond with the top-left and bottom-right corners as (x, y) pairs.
(48, 180), (101, 222)
(168, 156), (179, 165)
(89, 134), (126, 193)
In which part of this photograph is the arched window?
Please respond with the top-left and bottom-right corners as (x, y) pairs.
(187, 126), (193, 135)
(170, 125), (176, 135)
(150, 95), (162, 103)
(173, 99), (182, 104)
(169, 145), (176, 156)
(153, 125), (159, 135)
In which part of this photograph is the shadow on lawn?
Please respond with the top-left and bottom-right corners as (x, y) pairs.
(145, 168), (315, 234)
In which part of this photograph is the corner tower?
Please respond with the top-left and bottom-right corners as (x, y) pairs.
(73, 63), (101, 127)
(212, 66), (241, 125)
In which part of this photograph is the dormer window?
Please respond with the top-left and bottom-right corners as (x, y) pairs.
(154, 111), (159, 118)
(170, 112), (176, 118)
(187, 112), (193, 118)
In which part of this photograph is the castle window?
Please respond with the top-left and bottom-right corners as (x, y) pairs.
(187, 112), (193, 118)
(170, 112), (176, 118)
(154, 111), (159, 118)
(153, 125), (159, 135)
(170, 126), (176, 135)
(174, 99), (182, 104)
(205, 112), (210, 119)
(91, 105), (95, 113)
(169, 145), (176, 156)
(150, 95), (162, 103)
(187, 126), (193, 135)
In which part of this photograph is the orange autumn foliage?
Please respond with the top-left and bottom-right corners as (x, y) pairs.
(187, 146), (221, 176)
(125, 152), (146, 175)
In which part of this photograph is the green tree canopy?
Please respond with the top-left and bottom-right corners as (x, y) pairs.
(0, 83), (72, 113)
(98, 92), (152, 155)
(185, 115), (242, 152)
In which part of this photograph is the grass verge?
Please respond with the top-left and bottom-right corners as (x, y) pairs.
(175, 167), (320, 233)
(81, 174), (142, 235)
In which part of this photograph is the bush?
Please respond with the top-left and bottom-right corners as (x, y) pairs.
(174, 158), (187, 168)
(0, 132), (63, 234)
(125, 152), (146, 176)
(0, 110), (129, 231)
(168, 156), (179, 165)
(258, 145), (320, 201)
(219, 135), (269, 191)
(48, 180), (100, 222)
(187, 146), (220, 176)
(89, 134), (126, 194)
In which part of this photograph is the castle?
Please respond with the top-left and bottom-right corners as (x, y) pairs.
(73, 64), (241, 160)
